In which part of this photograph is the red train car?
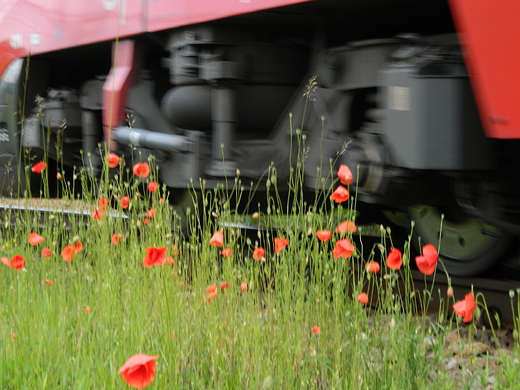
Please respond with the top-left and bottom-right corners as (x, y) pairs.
(1, 0), (519, 276)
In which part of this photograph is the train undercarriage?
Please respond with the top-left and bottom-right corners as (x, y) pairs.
(1, 0), (519, 277)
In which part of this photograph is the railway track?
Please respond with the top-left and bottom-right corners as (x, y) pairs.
(411, 270), (520, 328)
(2, 199), (519, 329)
(228, 219), (520, 329)
(0, 198), (128, 229)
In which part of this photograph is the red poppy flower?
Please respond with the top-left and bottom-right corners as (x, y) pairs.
(316, 230), (332, 242)
(98, 197), (109, 213)
(165, 256), (175, 266)
(9, 255), (26, 270)
(332, 239), (355, 259)
(338, 164), (353, 185)
(143, 218), (151, 226)
(453, 292), (477, 323)
(61, 245), (76, 262)
(92, 208), (104, 220)
(365, 261), (380, 273)
(133, 162), (150, 178)
(209, 231), (224, 248)
(336, 221), (357, 234)
(143, 247), (167, 267)
(28, 232), (44, 246)
(357, 292), (369, 304)
(1, 257), (9, 267)
(312, 326), (321, 335)
(147, 181), (158, 192)
(330, 186), (350, 203)
(121, 196), (130, 209)
(386, 248), (403, 270)
(146, 208), (157, 219)
(208, 291), (218, 300)
(85, 306), (91, 314)
(45, 279), (53, 286)
(41, 248), (52, 258)
(220, 281), (229, 290)
(222, 248), (232, 258)
(56, 172), (62, 180)
(74, 241), (83, 253)
(206, 283), (217, 293)
(112, 234), (123, 245)
(31, 161), (47, 174)
(241, 282), (248, 292)
(118, 354), (159, 389)
(253, 247), (265, 261)
(415, 244), (438, 275)
(274, 237), (289, 254)
(107, 153), (120, 168)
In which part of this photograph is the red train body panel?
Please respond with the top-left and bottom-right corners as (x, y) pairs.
(1, 0), (520, 277)
(448, 0), (520, 139)
(0, 0), (311, 69)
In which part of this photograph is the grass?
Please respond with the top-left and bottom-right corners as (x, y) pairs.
(1, 132), (519, 389)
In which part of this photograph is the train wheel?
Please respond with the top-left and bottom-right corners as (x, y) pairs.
(408, 205), (512, 277)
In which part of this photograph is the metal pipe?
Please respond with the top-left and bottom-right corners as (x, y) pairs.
(112, 127), (191, 152)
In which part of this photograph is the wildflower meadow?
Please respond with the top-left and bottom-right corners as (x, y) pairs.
(1, 151), (520, 390)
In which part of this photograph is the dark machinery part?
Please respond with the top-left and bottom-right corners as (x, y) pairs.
(333, 37), (515, 276)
